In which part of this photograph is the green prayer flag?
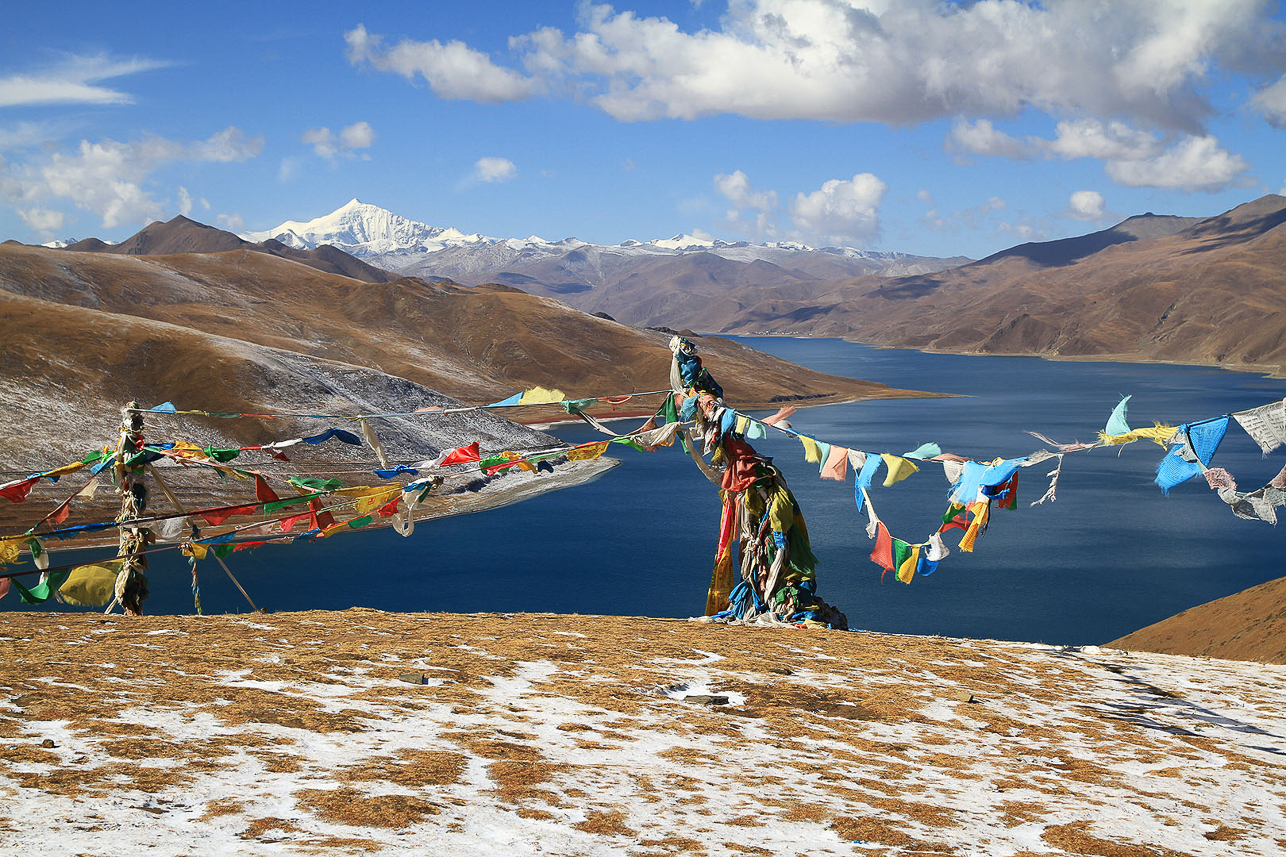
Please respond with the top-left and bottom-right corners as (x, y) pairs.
(203, 447), (242, 463)
(214, 544), (235, 559)
(14, 570), (72, 604)
(288, 476), (342, 492)
(560, 398), (595, 415)
(347, 515), (374, 529)
(261, 493), (319, 514)
(892, 539), (913, 572)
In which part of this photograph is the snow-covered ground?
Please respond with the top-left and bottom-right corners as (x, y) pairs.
(1, 611), (1283, 856)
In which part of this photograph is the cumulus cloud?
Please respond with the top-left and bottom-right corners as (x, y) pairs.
(1067, 190), (1105, 221)
(1252, 75), (1286, 127)
(714, 170), (778, 238)
(473, 156), (516, 183)
(361, 2), (1286, 131)
(0, 54), (168, 108)
(177, 186), (193, 216)
(1, 127), (265, 229)
(302, 121), (376, 160)
(216, 213), (245, 231)
(1106, 135), (1252, 192)
(345, 23), (536, 102)
(790, 173), (886, 246)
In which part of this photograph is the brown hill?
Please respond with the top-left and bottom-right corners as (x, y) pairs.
(1108, 574), (1286, 664)
(63, 215), (400, 284)
(705, 194), (1286, 376)
(0, 242), (927, 464)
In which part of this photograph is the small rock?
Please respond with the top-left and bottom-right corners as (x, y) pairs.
(684, 695), (729, 706)
(768, 668), (793, 676)
(945, 689), (977, 704)
(40, 739), (55, 749)
(397, 672), (428, 685)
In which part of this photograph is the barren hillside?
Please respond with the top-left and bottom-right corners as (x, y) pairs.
(0, 610), (1282, 856)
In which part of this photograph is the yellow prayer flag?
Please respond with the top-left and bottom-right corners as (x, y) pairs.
(800, 436), (823, 464)
(518, 386), (567, 405)
(42, 461), (87, 480)
(59, 561), (124, 607)
(880, 454), (920, 486)
(180, 542), (208, 560)
(896, 545), (921, 585)
(354, 488), (401, 516)
(0, 536), (23, 566)
(1098, 424), (1178, 447)
(566, 442), (611, 461)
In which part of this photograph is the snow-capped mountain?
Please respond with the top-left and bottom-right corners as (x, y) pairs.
(243, 200), (971, 328)
(242, 198), (490, 257)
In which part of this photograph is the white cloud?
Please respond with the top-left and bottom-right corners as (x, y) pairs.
(1252, 75), (1286, 127)
(216, 213), (245, 231)
(190, 126), (264, 162)
(1067, 190), (1105, 221)
(1106, 135), (1251, 192)
(339, 121), (376, 150)
(0, 54), (168, 108)
(948, 119), (1031, 159)
(715, 169), (778, 238)
(1044, 119), (1162, 161)
(345, 23), (536, 102)
(177, 186), (193, 216)
(0, 127), (264, 229)
(916, 189), (933, 204)
(473, 156), (516, 183)
(302, 121), (376, 160)
(790, 173), (886, 246)
(17, 206), (63, 235)
(367, 1), (1286, 131)
(948, 116), (1251, 193)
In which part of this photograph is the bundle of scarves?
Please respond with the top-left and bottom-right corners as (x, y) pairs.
(667, 336), (847, 630)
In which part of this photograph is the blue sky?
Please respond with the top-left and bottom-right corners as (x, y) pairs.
(2, 1), (1285, 259)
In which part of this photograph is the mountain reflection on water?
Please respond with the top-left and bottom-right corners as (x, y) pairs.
(42, 337), (1286, 646)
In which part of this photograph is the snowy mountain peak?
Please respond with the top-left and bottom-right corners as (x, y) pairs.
(243, 200), (487, 257)
(649, 233), (716, 251)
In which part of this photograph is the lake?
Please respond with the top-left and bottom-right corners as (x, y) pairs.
(10, 337), (1286, 646)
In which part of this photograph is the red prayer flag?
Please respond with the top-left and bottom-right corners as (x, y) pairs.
(870, 522), (894, 572)
(254, 476), (281, 504)
(437, 441), (481, 467)
(0, 478), (38, 503)
(198, 504), (258, 526)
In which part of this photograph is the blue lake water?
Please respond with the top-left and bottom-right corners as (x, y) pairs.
(11, 337), (1286, 645)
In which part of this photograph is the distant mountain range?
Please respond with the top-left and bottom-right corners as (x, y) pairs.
(242, 199), (971, 315)
(699, 194), (1286, 376)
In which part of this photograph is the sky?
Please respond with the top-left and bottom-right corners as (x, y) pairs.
(2, 1), (1285, 260)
